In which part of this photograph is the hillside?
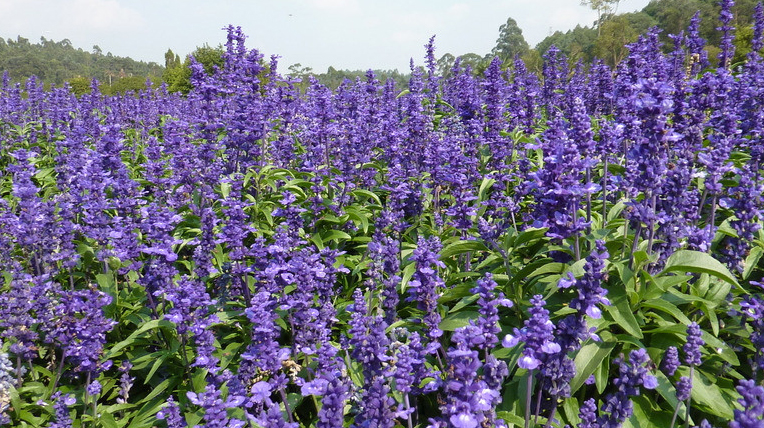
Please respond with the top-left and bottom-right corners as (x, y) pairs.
(0, 36), (163, 92)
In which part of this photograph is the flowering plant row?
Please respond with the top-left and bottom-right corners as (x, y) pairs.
(2, 2), (764, 427)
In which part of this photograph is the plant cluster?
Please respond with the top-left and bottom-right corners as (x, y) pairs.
(3, 3), (764, 427)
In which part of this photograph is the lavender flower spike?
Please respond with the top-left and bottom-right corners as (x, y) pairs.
(730, 379), (764, 427)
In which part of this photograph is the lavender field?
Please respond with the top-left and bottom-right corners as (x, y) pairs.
(2, 2), (764, 427)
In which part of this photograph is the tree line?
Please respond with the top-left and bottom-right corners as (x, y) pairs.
(469, 0), (764, 76)
(1, 0), (762, 96)
(0, 36), (163, 95)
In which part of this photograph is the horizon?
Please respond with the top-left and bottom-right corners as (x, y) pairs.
(0, 0), (652, 74)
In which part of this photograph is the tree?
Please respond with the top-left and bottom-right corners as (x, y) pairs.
(287, 63), (313, 78)
(582, 0), (621, 35)
(436, 53), (456, 78)
(491, 17), (530, 64)
(457, 53), (489, 75)
(68, 76), (93, 96)
(102, 76), (154, 96)
(595, 14), (638, 66)
(535, 25), (598, 63)
(162, 44), (225, 94)
(164, 48), (180, 69)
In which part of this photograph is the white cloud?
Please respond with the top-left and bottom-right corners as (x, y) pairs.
(447, 2), (470, 17)
(0, 0), (144, 36)
(306, 0), (359, 12)
(392, 29), (424, 44)
(68, 0), (145, 31)
(549, 4), (596, 28)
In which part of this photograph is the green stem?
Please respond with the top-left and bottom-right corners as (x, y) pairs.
(51, 349), (67, 392)
(669, 399), (681, 428)
(585, 167), (592, 229)
(534, 384), (543, 424)
(405, 394), (414, 428)
(279, 385), (296, 424)
(684, 366), (695, 428)
(628, 224), (642, 270)
(16, 355), (22, 385)
(574, 218), (581, 263)
(545, 398), (558, 428)
(602, 158), (608, 222)
(525, 372), (533, 428)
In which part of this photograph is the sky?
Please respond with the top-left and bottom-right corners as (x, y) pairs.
(0, 0), (652, 73)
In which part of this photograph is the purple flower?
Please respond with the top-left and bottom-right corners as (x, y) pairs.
(687, 12), (709, 74)
(676, 376), (693, 401)
(351, 377), (396, 428)
(684, 322), (704, 366)
(599, 349), (657, 427)
(662, 346), (680, 376)
(156, 396), (186, 427)
(730, 379), (764, 428)
(503, 295), (556, 371)
(316, 376), (351, 428)
(186, 384), (246, 428)
(240, 291), (288, 381)
(47, 392), (75, 428)
(345, 289), (398, 427)
(255, 401), (298, 428)
(0, 276), (41, 362)
(0, 346), (17, 425)
(407, 236), (446, 349)
(570, 240), (610, 319)
(86, 380), (102, 396)
(47, 287), (116, 378)
(437, 325), (503, 428)
(739, 295), (764, 372)
(578, 398), (599, 428)
(472, 273), (512, 351)
(717, 0), (736, 68)
(117, 361), (134, 405)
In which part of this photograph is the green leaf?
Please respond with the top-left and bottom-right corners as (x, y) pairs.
(570, 335), (617, 394)
(345, 206), (370, 234)
(660, 250), (740, 289)
(399, 262), (416, 294)
(508, 258), (555, 287)
(562, 397), (581, 427)
(448, 294), (479, 313)
(642, 324), (739, 365)
(513, 227), (548, 247)
(287, 393), (303, 414)
(439, 311), (478, 331)
(127, 395), (172, 428)
(496, 411), (526, 427)
(351, 188), (382, 205)
(527, 262), (566, 278)
(651, 274), (690, 294)
(319, 229), (352, 244)
(477, 177), (497, 203)
(96, 273), (116, 294)
(743, 246), (763, 279)
(105, 319), (175, 359)
(144, 351), (173, 384)
(96, 411), (120, 428)
(641, 299), (691, 324)
(653, 370), (680, 410)
(607, 199), (628, 222)
(685, 367), (734, 419)
(595, 353), (610, 394)
(603, 284), (643, 338)
(626, 395), (673, 428)
(439, 240), (487, 259)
